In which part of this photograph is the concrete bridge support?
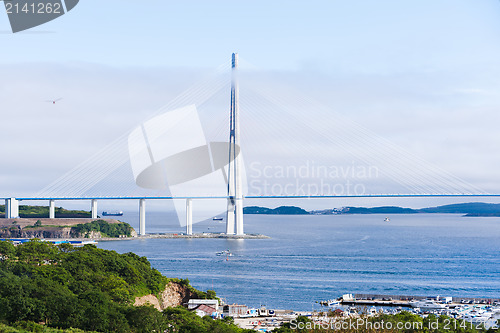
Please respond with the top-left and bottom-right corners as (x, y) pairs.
(226, 53), (244, 235)
(49, 200), (55, 219)
(186, 198), (193, 235)
(5, 198), (19, 218)
(139, 199), (146, 236)
(91, 199), (98, 219)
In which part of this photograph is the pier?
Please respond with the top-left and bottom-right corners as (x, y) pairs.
(136, 233), (270, 240)
(320, 294), (500, 308)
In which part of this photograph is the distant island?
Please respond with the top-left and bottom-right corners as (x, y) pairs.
(244, 206), (309, 215)
(244, 202), (500, 217)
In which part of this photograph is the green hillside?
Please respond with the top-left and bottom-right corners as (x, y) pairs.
(0, 240), (251, 333)
(0, 205), (91, 218)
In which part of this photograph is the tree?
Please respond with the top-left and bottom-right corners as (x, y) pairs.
(126, 305), (168, 333)
(205, 289), (217, 299)
(0, 241), (16, 260)
(15, 239), (58, 264)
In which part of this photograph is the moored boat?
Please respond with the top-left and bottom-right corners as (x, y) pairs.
(410, 299), (446, 310)
(102, 211), (123, 216)
(327, 299), (341, 307)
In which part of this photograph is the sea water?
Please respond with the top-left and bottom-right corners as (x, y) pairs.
(97, 213), (500, 311)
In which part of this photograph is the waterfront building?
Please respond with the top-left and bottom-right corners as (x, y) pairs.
(187, 299), (219, 312)
(223, 304), (248, 317)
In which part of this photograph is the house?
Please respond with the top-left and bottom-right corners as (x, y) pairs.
(192, 304), (218, 318)
(187, 299), (219, 312)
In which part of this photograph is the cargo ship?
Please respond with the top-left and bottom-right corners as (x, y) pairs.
(102, 211), (123, 216)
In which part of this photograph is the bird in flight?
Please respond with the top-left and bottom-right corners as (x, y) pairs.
(45, 98), (63, 104)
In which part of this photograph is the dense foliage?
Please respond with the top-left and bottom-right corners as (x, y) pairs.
(3, 219), (134, 239)
(0, 240), (245, 333)
(0, 321), (89, 332)
(70, 220), (133, 238)
(0, 205), (91, 218)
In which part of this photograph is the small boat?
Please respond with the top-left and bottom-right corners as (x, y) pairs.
(102, 211), (123, 216)
(327, 299), (341, 307)
(216, 250), (233, 257)
(213, 217), (224, 221)
(384, 217), (390, 222)
(347, 307), (358, 316)
(409, 299), (446, 310)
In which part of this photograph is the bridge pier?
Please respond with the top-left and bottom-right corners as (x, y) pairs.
(226, 53), (244, 235)
(49, 200), (55, 219)
(4, 198), (19, 218)
(235, 196), (244, 235)
(186, 199), (193, 235)
(91, 199), (98, 219)
(139, 199), (146, 236)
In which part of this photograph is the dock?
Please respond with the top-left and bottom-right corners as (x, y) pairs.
(138, 233), (270, 239)
(321, 293), (500, 308)
(341, 299), (413, 307)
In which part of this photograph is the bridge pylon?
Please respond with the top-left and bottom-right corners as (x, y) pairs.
(226, 53), (244, 235)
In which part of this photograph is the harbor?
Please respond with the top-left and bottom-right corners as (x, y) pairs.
(189, 293), (500, 332)
(97, 214), (500, 312)
(320, 293), (500, 308)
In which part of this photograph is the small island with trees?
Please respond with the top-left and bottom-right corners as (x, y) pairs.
(0, 205), (135, 239)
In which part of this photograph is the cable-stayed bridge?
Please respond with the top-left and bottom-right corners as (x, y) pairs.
(4, 193), (500, 237)
(3, 54), (496, 236)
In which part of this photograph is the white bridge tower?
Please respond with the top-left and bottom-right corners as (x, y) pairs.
(226, 53), (244, 235)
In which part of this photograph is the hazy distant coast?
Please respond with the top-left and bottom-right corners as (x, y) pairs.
(244, 202), (500, 217)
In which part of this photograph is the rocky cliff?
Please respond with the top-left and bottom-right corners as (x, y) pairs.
(0, 225), (73, 238)
(134, 281), (200, 311)
(0, 218), (135, 239)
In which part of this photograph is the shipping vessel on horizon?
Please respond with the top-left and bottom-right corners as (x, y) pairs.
(102, 211), (123, 216)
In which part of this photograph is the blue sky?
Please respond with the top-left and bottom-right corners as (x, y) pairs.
(3, 0), (500, 71)
(2, 0), (500, 210)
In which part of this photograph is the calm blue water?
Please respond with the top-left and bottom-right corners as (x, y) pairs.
(97, 213), (500, 311)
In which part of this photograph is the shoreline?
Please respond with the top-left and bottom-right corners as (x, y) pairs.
(1, 232), (271, 243)
(83, 232), (270, 241)
(136, 232), (271, 239)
